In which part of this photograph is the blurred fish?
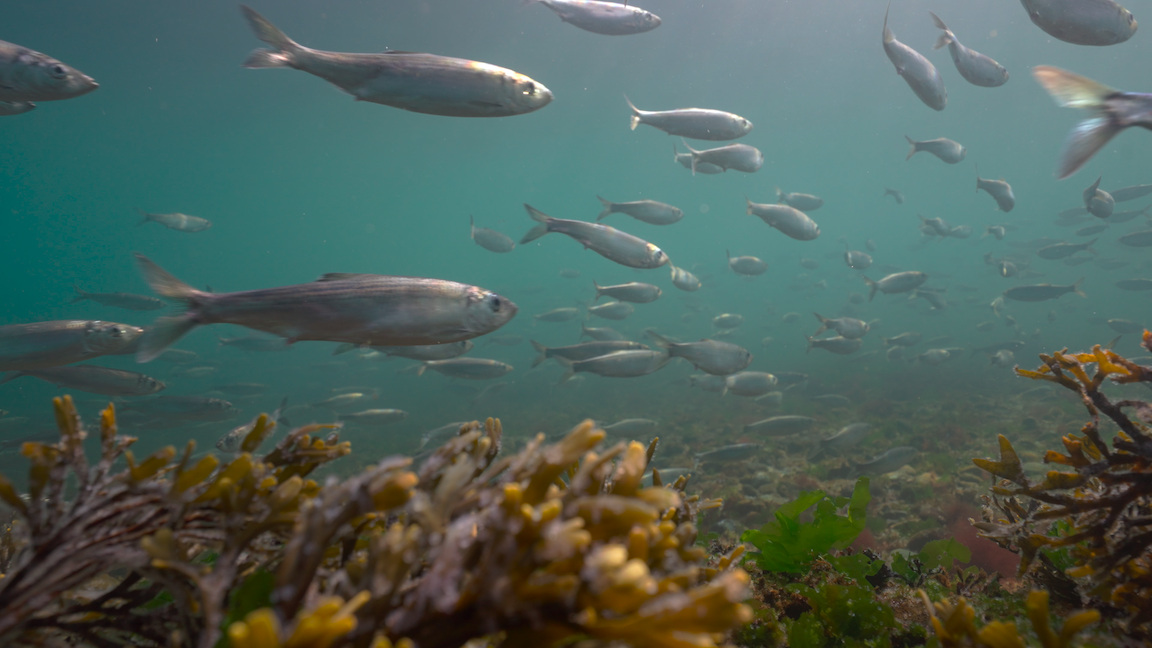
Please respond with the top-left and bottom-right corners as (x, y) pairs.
(722, 371), (777, 398)
(866, 239), (877, 251)
(917, 348), (956, 365)
(71, 286), (164, 311)
(950, 225), (973, 239)
(1116, 278), (1152, 291)
(310, 392), (375, 410)
(1076, 223), (1108, 237)
(0, 100), (34, 116)
(799, 258), (821, 270)
(806, 335), (863, 355)
(214, 382), (268, 396)
(844, 250), (872, 270)
(680, 140), (764, 174)
(1112, 184), (1152, 202)
(989, 349), (1015, 367)
(863, 271), (928, 300)
(746, 198), (820, 241)
(0, 364), (165, 396)
(601, 418), (658, 436)
(522, 205), (668, 269)
(153, 348), (199, 364)
(417, 421), (468, 451)
(782, 312), (801, 323)
(851, 446), (917, 476)
(483, 335), (523, 347)
(930, 12), (1009, 87)
(882, 3), (947, 111)
(727, 251), (768, 276)
(581, 322), (625, 341)
(1038, 239), (1096, 259)
(648, 333), (752, 375)
(559, 269), (582, 279)
(136, 208), (212, 233)
(528, 0), (661, 35)
(669, 265), (701, 292)
(812, 313), (869, 339)
(811, 422), (873, 460)
(1033, 66), (1151, 179)
(557, 349), (670, 382)
(904, 136), (964, 163)
(881, 331), (921, 347)
(976, 321), (995, 332)
(712, 314), (743, 330)
(416, 358), (513, 380)
(469, 215), (515, 253)
(810, 394), (851, 406)
(338, 409), (408, 426)
(886, 346), (904, 360)
(1003, 279), (1085, 302)
(998, 261), (1018, 277)
(672, 144), (723, 174)
(1083, 176), (1115, 218)
(745, 415), (815, 436)
(1118, 230), (1152, 247)
(918, 215), (952, 237)
(1019, 0), (1136, 46)
(695, 443), (759, 467)
(975, 167), (1016, 212)
(217, 398), (289, 453)
(0, 320), (143, 372)
(688, 373), (727, 393)
(372, 341), (474, 360)
(596, 196), (683, 225)
(170, 365), (217, 378)
(219, 335), (289, 353)
(0, 38), (98, 102)
(587, 301), (634, 320)
(1108, 319), (1145, 334)
(883, 188), (905, 204)
(775, 188), (824, 212)
(1107, 205), (1150, 223)
(760, 336), (774, 348)
(241, 6), (551, 117)
(625, 96), (750, 140)
(123, 395), (238, 422)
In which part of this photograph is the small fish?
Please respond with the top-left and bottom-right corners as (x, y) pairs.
(310, 393), (375, 410)
(919, 215), (952, 237)
(799, 258), (821, 270)
(950, 225), (973, 239)
(1115, 278), (1152, 291)
(648, 332), (752, 376)
(727, 250), (768, 276)
(1033, 67), (1151, 179)
(712, 314), (744, 330)
(241, 6), (551, 117)
(669, 265), (701, 292)
(581, 322), (625, 341)
(1038, 240), (1096, 259)
(469, 215), (515, 253)
(672, 144), (723, 174)
(591, 281), (660, 304)
(0, 320), (144, 372)
(214, 382), (268, 396)
(528, 0), (662, 36)
(811, 423), (873, 459)
(782, 312), (801, 324)
(844, 250), (872, 270)
(483, 335), (523, 347)
(535, 307), (580, 323)
(812, 313), (870, 339)
(883, 188), (905, 204)
(595, 196), (683, 226)
(975, 167), (1016, 212)
(1082, 176), (1115, 219)
(71, 286), (164, 311)
(338, 409), (409, 426)
(601, 418), (658, 436)
(372, 341), (474, 361)
(722, 371), (778, 398)
(882, 3), (947, 111)
(1019, 0), (1137, 46)
(689, 373), (727, 393)
(559, 268), (582, 279)
(775, 188), (824, 212)
(522, 205), (668, 269)
(744, 415), (815, 436)
(1107, 205), (1151, 223)
(806, 335), (863, 355)
(851, 446), (917, 476)
(1118, 230), (1152, 247)
(886, 346), (904, 360)
(680, 140), (764, 174)
(122, 395), (238, 422)
(930, 12), (1009, 87)
(918, 348), (956, 365)
(760, 337), (774, 348)
(1003, 279), (1086, 302)
(136, 208), (212, 233)
(863, 271), (928, 300)
(587, 301), (634, 321)
(0, 39), (98, 102)
(985, 226), (1007, 240)
(216, 398), (290, 453)
(905, 135), (965, 163)
(417, 421), (469, 451)
(1107, 319), (1145, 334)
(998, 261), (1018, 278)
(557, 349), (670, 382)
(746, 198), (820, 241)
(416, 358), (513, 380)
(1111, 185), (1152, 202)
(976, 321), (995, 332)
(625, 96), (750, 140)
(1076, 224), (1108, 237)
(0, 365), (165, 396)
(694, 443), (759, 467)
(989, 349), (1015, 367)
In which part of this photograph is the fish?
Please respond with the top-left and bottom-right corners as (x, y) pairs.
(593, 281), (661, 303)
(1076, 224), (1108, 237)
(218, 335), (290, 353)
(521, 205), (668, 269)
(309, 393), (375, 410)
(917, 348), (957, 365)
(1112, 184), (1152, 202)
(581, 322), (625, 341)
(886, 346), (904, 361)
(1116, 279), (1152, 291)
(0, 320), (144, 372)
(647, 332), (752, 376)
(812, 313), (870, 339)
(905, 136), (965, 163)
(881, 332), (921, 347)
(866, 239), (878, 251)
(0, 364), (165, 396)
(214, 382), (268, 396)
(559, 269), (582, 279)
(595, 197), (683, 226)
(811, 423), (873, 459)
(1038, 240), (1096, 259)
(528, 0), (662, 36)
(1107, 205), (1150, 223)
(1107, 319), (1145, 334)
(919, 215), (952, 237)
(694, 443), (759, 467)
(810, 394), (851, 406)
(930, 12), (1009, 87)
(844, 250), (872, 270)
(882, 3), (947, 111)
(775, 372), (809, 386)
(883, 188), (905, 204)
(1118, 230), (1152, 247)
(989, 349), (1016, 368)
(669, 265), (701, 292)
(624, 96), (751, 140)
(557, 350), (670, 382)
(417, 421), (469, 451)
(469, 215), (515, 253)
(744, 415), (815, 436)
(170, 365), (217, 378)
(727, 251), (768, 276)
(782, 312), (801, 324)
(722, 371), (778, 398)
(532, 340), (649, 366)
(1003, 279), (1086, 302)
(535, 307), (580, 323)
(240, 5), (551, 117)
(416, 358), (513, 380)
(587, 301), (634, 321)
(950, 225), (973, 239)
(976, 321), (996, 332)
(600, 418), (658, 436)
(71, 286), (164, 311)
(851, 446), (917, 477)
(679, 140), (764, 174)
(863, 271), (928, 300)
(806, 335), (863, 355)
(712, 314), (743, 330)
(688, 373), (727, 393)
(998, 261), (1019, 277)
(338, 409), (409, 426)
(1082, 176), (1115, 219)
(799, 258), (821, 270)
(760, 337), (774, 348)
(775, 188), (824, 212)
(672, 144), (723, 174)
(216, 398), (290, 453)
(132, 253), (517, 361)
(975, 167), (1016, 212)
(136, 208), (212, 233)
(0, 101), (35, 116)
(368, 341), (474, 361)
(1033, 67), (1152, 179)
(746, 198), (820, 241)
(1019, 0), (1137, 46)
(122, 395), (238, 422)
(0, 39), (98, 102)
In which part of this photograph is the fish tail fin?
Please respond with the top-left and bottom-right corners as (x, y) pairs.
(415, 363), (429, 377)
(646, 331), (673, 349)
(680, 138), (700, 175)
(469, 214), (476, 238)
(521, 204), (552, 243)
(930, 12), (952, 49)
(672, 142), (680, 161)
(138, 315), (198, 363)
(530, 340), (549, 368)
(1032, 66), (1122, 179)
(272, 397), (289, 426)
(882, 0), (893, 43)
(1073, 277), (1087, 298)
(240, 5), (301, 68)
(744, 195), (755, 215)
(904, 136), (918, 161)
(134, 207), (152, 226)
(1087, 238), (1098, 255)
(805, 335), (814, 354)
(812, 313), (829, 337)
(134, 253), (203, 302)
(862, 276), (878, 301)
(623, 94), (642, 130)
(331, 342), (358, 356)
(596, 196), (614, 221)
(592, 280), (603, 302)
(580, 322), (591, 339)
(70, 284), (88, 304)
(555, 357), (575, 384)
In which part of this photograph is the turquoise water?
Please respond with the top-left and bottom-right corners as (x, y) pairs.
(1, 0), (1149, 490)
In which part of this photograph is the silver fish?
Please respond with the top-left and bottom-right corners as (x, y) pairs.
(863, 271), (928, 300)
(883, 187), (905, 204)
(976, 168), (1016, 212)
(0, 365), (165, 396)
(1038, 240), (1096, 259)
(310, 393), (375, 410)
(673, 144), (723, 174)
(990, 350), (1016, 367)
(882, 3), (947, 111)
(483, 335), (523, 347)
(123, 395), (238, 421)
(218, 335), (289, 353)
(680, 140), (764, 174)
(581, 322), (625, 341)
(1108, 319), (1145, 334)
(338, 409), (408, 425)
(930, 12), (1009, 87)
(746, 198), (820, 241)
(0, 101), (35, 116)
(689, 373), (727, 393)
(852, 446), (917, 476)
(587, 301), (634, 321)
(1034, 67), (1152, 179)
(625, 96), (750, 140)
(1111, 184), (1152, 202)
(71, 286), (164, 311)
(911, 289), (948, 310)
(136, 208), (212, 233)
(417, 421), (469, 451)
(813, 313), (869, 339)
(694, 443), (759, 466)
(1003, 279), (1086, 302)
(0, 320), (143, 372)
(919, 215), (952, 237)
(593, 281), (662, 303)
(744, 415), (815, 437)
(648, 332), (752, 376)
(217, 398), (289, 453)
(596, 196), (683, 225)
(0, 39), (97, 102)
(372, 341), (474, 360)
(416, 358), (513, 380)
(712, 314), (743, 330)
(722, 371), (778, 398)
(558, 350), (670, 381)
(984, 225), (1007, 240)
(669, 265), (701, 292)
(1019, 0), (1137, 46)
(1107, 205), (1150, 223)
(521, 205), (668, 269)
(470, 215), (515, 253)
(844, 250), (872, 270)
(813, 423), (873, 458)
(727, 250), (768, 276)
(529, 0), (662, 36)
(531, 340), (647, 367)
(1118, 230), (1152, 247)
(905, 136), (965, 163)
(214, 382), (268, 396)
(241, 6), (551, 117)
(1083, 175), (1115, 218)
(133, 254), (516, 361)
(806, 335), (863, 355)
(775, 188), (824, 212)
(601, 418), (658, 436)
(535, 307), (580, 323)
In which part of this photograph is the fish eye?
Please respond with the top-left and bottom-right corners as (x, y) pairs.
(523, 82), (536, 96)
(50, 64), (66, 78)
(488, 294), (503, 312)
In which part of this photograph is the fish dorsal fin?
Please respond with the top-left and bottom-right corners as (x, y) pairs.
(315, 272), (371, 282)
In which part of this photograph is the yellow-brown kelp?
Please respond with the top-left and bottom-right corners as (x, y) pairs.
(0, 397), (751, 648)
(971, 331), (1152, 632)
(921, 589), (1098, 648)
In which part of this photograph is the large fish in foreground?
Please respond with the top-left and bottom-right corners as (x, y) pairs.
(1033, 66), (1152, 179)
(521, 204), (669, 269)
(1019, 0), (1137, 46)
(882, 2), (947, 111)
(132, 253), (517, 362)
(0, 320), (144, 372)
(240, 5), (551, 117)
(0, 39), (98, 103)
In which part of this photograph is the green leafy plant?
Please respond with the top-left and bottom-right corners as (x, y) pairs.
(786, 582), (919, 648)
(918, 537), (972, 571)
